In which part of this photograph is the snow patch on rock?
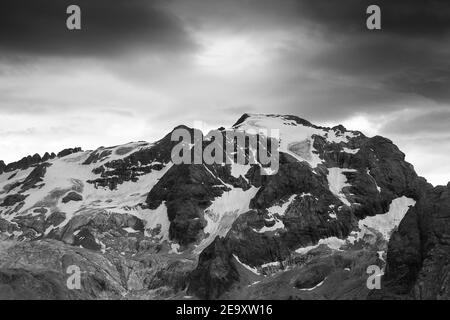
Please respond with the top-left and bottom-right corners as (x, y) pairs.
(295, 237), (346, 254)
(255, 218), (285, 234)
(253, 194), (297, 234)
(233, 254), (260, 275)
(327, 168), (357, 206)
(195, 186), (260, 253)
(342, 147), (360, 154)
(141, 202), (171, 241)
(298, 277), (327, 291)
(357, 196), (416, 240)
(267, 194), (297, 216)
(229, 163), (251, 182)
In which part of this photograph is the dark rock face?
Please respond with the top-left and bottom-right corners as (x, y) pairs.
(142, 127), (271, 247)
(0, 163), (51, 210)
(88, 160), (165, 190)
(73, 228), (102, 251)
(187, 238), (239, 299)
(21, 163), (52, 192)
(0, 114), (448, 300)
(62, 192), (83, 203)
(57, 147), (82, 158)
(1, 194), (27, 207)
(3, 154), (42, 172)
(13, 214), (47, 235)
(0, 238), (198, 299)
(46, 212), (66, 228)
(0, 240), (124, 299)
(374, 183), (450, 299)
(85, 132), (180, 190)
(83, 149), (113, 165)
(224, 244), (381, 300)
(294, 261), (334, 290)
(187, 116), (431, 299)
(10, 212), (69, 238)
(51, 211), (149, 256)
(146, 164), (225, 246)
(38, 152), (56, 162)
(0, 152), (56, 174)
(219, 159), (353, 269)
(232, 113), (251, 127)
(0, 161), (5, 174)
(0, 268), (78, 300)
(0, 218), (19, 234)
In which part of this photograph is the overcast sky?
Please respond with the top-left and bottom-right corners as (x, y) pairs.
(0, 0), (449, 185)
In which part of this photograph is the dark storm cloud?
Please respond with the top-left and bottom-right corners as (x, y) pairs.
(294, 0), (450, 106)
(302, 34), (450, 106)
(0, 0), (196, 57)
(288, 0), (450, 105)
(169, 0), (450, 114)
(294, 0), (450, 36)
(169, 0), (450, 35)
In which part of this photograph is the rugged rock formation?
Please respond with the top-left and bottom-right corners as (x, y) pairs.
(3, 154), (42, 172)
(372, 182), (450, 299)
(0, 161), (5, 174)
(57, 148), (83, 158)
(0, 240), (124, 299)
(0, 114), (448, 300)
(0, 152), (56, 174)
(187, 115), (430, 299)
(62, 192), (83, 204)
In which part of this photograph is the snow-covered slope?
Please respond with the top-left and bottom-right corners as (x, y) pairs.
(0, 113), (433, 300)
(234, 114), (361, 169)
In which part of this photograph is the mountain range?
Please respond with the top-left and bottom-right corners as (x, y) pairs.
(0, 113), (448, 300)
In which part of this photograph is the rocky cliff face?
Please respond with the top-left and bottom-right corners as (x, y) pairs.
(372, 182), (450, 299)
(0, 114), (447, 300)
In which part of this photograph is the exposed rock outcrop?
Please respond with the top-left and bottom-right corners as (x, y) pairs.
(373, 183), (450, 299)
(0, 114), (448, 300)
(57, 147), (83, 158)
(62, 192), (83, 204)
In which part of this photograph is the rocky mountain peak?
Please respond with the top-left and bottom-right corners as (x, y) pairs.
(0, 113), (448, 300)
